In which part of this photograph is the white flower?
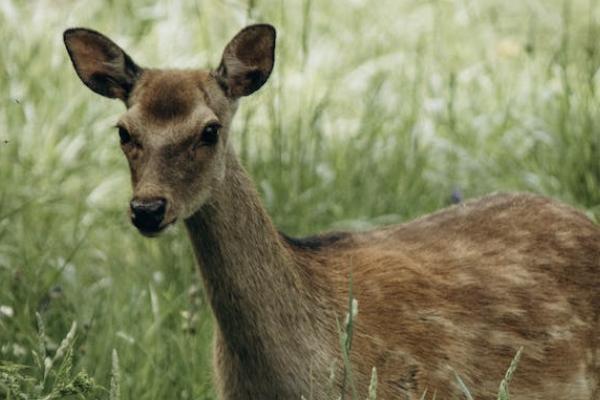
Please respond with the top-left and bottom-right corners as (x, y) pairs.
(153, 271), (164, 284)
(496, 38), (521, 59)
(116, 331), (135, 345)
(0, 305), (14, 318)
(12, 344), (26, 357)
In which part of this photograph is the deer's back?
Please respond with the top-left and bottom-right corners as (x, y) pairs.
(296, 193), (600, 399)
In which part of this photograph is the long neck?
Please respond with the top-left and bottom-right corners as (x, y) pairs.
(184, 149), (331, 377)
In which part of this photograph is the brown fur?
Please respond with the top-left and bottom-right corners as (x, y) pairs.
(64, 25), (600, 399)
(298, 193), (600, 399)
(137, 70), (197, 122)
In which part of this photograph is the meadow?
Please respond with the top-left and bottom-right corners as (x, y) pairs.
(0, 0), (599, 398)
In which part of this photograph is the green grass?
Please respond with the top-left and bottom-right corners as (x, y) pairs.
(0, 0), (599, 398)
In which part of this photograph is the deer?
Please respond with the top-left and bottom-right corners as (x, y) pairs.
(63, 24), (600, 399)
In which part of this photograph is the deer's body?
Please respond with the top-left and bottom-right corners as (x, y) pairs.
(187, 149), (600, 399)
(63, 25), (600, 399)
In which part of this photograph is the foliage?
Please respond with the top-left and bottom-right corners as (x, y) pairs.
(0, 314), (99, 399)
(0, 0), (598, 398)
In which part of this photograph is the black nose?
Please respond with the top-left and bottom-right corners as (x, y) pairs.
(130, 197), (167, 233)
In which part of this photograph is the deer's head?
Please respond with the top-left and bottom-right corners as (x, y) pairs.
(64, 25), (276, 236)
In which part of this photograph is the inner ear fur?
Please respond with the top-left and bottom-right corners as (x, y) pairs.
(215, 24), (276, 98)
(63, 28), (142, 101)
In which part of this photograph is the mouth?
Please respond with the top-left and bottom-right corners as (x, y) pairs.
(134, 219), (177, 237)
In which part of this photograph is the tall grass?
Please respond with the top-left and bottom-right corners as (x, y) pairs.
(0, 0), (598, 398)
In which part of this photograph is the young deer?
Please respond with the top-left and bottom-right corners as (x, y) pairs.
(64, 25), (600, 399)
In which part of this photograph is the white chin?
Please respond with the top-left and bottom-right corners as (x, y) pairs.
(181, 191), (212, 218)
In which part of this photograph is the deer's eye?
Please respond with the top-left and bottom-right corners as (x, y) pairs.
(118, 127), (132, 145)
(200, 123), (220, 146)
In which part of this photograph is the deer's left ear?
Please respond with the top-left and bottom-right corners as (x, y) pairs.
(63, 28), (142, 101)
(215, 24), (276, 98)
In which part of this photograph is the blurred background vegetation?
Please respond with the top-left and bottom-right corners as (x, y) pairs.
(0, 0), (599, 398)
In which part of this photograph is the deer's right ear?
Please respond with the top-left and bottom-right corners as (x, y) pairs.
(63, 28), (142, 101)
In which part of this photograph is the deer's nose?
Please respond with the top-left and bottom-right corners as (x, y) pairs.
(130, 197), (167, 234)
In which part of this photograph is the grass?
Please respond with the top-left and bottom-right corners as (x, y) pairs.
(0, 0), (599, 398)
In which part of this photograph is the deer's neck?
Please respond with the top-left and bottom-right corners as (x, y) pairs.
(184, 150), (332, 385)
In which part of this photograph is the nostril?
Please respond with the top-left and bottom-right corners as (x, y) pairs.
(145, 198), (166, 216)
(130, 199), (141, 215)
(155, 198), (166, 214)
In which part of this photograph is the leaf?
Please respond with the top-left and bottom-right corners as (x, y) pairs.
(367, 367), (377, 400)
(110, 349), (121, 400)
(497, 347), (523, 400)
(453, 370), (474, 400)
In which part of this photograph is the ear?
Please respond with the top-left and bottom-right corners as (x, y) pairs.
(63, 28), (142, 101)
(215, 24), (276, 98)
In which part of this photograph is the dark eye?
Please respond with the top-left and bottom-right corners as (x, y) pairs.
(118, 127), (132, 145)
(200, 123), (220, 146)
